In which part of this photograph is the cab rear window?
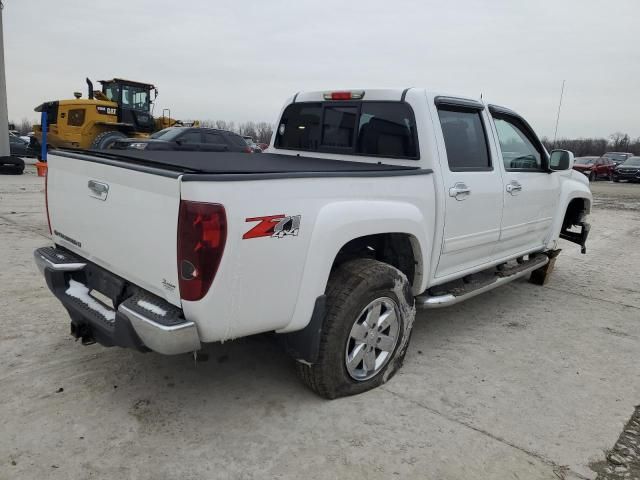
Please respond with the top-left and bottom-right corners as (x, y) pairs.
(275, 101), (418, 159)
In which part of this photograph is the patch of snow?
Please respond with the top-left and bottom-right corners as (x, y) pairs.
(137, 300), (167, 317)
(65, 280), (116, 322)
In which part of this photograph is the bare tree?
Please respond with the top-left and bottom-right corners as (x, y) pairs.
(609, 132), (630, 151)
(255, 122), (274, 144)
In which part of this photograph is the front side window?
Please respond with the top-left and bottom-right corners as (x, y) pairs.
(178, 131), (202, 144)
(151, 128), (183, 141)
(437, 108), (491, 171)
(120, 85), (150, 111)
(493, 117), (543, 170)
(275, 101), (418, 159)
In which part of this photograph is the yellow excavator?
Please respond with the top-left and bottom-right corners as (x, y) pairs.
(33, 78), (196, 150)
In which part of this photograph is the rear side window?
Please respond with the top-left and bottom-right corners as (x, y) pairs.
(437, 108), (491, 171)
(179, 131), (202, 144)
(203, 132), (225, 144)
(275, 101), (418, 159)
(227, 133), (249, 147)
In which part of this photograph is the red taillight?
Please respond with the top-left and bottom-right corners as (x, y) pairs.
(323, 90), (365, 101)
(177, 201), (227, 301)
(44, 168), (52, 235)
(243, 146), (253, 153)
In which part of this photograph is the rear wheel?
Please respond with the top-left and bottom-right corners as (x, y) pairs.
(90, 131), (128, 150)
(589, 171), (596, 182)
(295, 258), (416, 399)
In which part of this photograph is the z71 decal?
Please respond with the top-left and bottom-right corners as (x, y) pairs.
(243, 214), (301, 239)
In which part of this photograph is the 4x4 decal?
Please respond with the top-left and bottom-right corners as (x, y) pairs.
(243, 214), (301, 239)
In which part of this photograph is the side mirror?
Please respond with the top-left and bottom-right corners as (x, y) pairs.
(549, 149), (574, 171)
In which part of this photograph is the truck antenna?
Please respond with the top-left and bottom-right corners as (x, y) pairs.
(553, 80), (565, 147)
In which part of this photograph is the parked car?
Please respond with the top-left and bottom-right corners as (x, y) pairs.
(603, 152), (634, 166)
(612, 156), (640, 182)
(242, 136), (262, 153)
(35, 88), (592, 399)
(9, 133), (37, 158)
(572, 156), (615, 181)
(111, 127), (253, 153)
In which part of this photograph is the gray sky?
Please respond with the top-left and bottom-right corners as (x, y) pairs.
(4, 0), (639, 138)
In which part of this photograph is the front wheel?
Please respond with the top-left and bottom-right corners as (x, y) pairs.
(589, 171), (596, 182)
(296, 259), (416, 399)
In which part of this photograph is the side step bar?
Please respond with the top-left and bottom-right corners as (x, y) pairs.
(416, 254), (549, 309)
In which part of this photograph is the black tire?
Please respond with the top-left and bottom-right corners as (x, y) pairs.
(0, 156), (25, 175)
(0, 165), (24, 175)
(589, 171), (596, 182)
(90, 131), (127, 150)
(613, 177), (620, 183)
(296, 258), (415, 399)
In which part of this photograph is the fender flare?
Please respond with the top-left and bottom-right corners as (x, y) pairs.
(547, 176), (592, 247)
(278, 200), (430, 335)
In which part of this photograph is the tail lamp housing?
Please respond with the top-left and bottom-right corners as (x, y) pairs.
(177, 201), (227, 301)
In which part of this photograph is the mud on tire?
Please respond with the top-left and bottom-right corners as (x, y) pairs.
(296, 258), (416, 399)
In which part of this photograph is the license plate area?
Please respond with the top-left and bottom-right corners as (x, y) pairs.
(88, 289), (115, 310)
(82, 263), (126, 304)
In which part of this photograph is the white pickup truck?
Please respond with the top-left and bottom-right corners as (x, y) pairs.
(34, 88), (592, 398)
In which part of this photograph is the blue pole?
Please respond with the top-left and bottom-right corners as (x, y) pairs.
(41, 111), (47, 161)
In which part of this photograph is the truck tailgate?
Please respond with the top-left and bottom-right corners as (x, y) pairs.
(46, 154), (182, 306)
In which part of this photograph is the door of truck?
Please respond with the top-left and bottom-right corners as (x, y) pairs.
(487, 106), (560, 258)
(432, 97), (505, 278)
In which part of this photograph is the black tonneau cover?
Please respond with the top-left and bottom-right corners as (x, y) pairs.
(53, 150), (432, 181)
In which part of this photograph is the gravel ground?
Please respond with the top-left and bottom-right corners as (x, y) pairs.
(0, 168), (638, 480)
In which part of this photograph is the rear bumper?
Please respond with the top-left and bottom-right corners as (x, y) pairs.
(34, 246), (200, 355)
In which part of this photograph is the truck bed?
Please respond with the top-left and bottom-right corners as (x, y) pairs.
(52, 149), (431, 181)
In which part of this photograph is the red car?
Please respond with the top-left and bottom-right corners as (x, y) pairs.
(572, 156), (615, 181)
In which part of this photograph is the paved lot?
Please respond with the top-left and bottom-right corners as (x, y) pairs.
(1, 168), (638, 479)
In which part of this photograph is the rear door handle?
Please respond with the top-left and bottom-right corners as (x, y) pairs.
(449, 182), (471, 200)
(506, 181), (522, 194)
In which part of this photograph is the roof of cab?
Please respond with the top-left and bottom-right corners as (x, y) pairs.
(293, 89), (409, 103)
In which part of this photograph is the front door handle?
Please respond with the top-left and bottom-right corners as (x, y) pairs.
(449, 182), (471, 201)
(506, 181), (522, 194)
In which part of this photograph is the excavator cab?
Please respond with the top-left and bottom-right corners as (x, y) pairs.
(96, 79), (157, 133)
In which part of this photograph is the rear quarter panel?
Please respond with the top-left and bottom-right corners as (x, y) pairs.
(180, 174), (435, 342)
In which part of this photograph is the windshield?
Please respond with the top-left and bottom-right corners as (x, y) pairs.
(150, 128), (185, 141)
(622, 157), (640, 167)
(574, 157), (595, 165)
